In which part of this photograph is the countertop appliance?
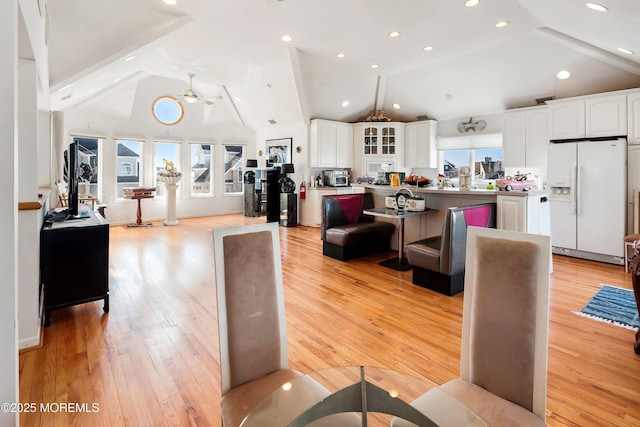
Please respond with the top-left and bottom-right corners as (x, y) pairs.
(322, 169), (349, 187)
(547, 138), (626, 264)
(385, 188), (426, 211)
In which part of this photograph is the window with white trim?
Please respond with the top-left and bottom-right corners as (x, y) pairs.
(190, 143), (213, 196)
(437, 134), (504, 186)
(115, 139), (143, 199)
(222, 145), (244, 194)
(72, 136), (103, 201)
(155, 141), (180, 197)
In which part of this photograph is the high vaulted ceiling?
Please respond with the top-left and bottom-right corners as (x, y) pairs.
(45, 0), (640, 129)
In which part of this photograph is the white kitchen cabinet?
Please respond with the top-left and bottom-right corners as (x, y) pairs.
(354, 122), (404, 158)
(302, 188), (336, 227)
(549, 94), (627, 140)
(335, 123), (353, 168)
(627, 90), (640, 144)
(497, 193), (550, 235)
(309, 119), (353, 168)
(503, 106), (548, 168)
(586, 94), (627, 138)
(497, 196), (526, 232)
(404, 120), (437, 168)
(549, 100), (585, 140)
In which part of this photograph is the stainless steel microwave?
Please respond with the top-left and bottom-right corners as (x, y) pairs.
(322, 170), (350, 187)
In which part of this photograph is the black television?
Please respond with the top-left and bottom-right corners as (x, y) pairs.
(65, 141), (89, 220)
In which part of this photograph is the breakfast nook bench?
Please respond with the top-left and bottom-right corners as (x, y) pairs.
(321, 193), (395, 261)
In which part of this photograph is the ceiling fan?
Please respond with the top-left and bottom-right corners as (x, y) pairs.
(176, 73), (221, 105)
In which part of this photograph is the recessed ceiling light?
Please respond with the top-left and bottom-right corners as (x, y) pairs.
(113, 78), (121, 83)
(586, 2), (608, 12)
(494, 20), (509, 28)
(336, 53), (346, 58)
(124, 55), (136, 62)
(388, 31), (401, 38)
(234, 97), (241, 102)
(557, 70), (571, 80)
(370, 64), (379, 69)
(162, 0), (177, 5)
(423, 46), (434, 52)
(464, 0), (480, 7)
(342, 101), (350, 107)
(617, 47), (634, 55)
(281, 35), (292, 42)
(392, 103), (400, 110)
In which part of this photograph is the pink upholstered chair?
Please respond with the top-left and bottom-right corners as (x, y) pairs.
(393, 227), (551, 427)
(213, 223), (302, 426)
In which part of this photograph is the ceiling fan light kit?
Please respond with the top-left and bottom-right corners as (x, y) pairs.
(173, 73), (220, 105)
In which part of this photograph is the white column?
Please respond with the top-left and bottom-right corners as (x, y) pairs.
(164, 184), (179, 226)
(0, 0), (19, 425)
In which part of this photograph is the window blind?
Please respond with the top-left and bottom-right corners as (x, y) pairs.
(436, 133), (502, 150)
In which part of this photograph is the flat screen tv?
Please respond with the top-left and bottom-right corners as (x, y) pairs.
(65, 141), (89, 220)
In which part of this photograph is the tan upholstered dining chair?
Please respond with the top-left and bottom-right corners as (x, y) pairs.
(213, 222), (360, 426)
(213, 222), (302, 426)
(393, 227), (551, 427)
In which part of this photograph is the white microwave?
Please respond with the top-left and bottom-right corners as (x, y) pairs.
(364, 160), (395, 178)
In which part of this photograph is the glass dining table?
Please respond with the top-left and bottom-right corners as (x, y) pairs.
(240, 366), (489, 427)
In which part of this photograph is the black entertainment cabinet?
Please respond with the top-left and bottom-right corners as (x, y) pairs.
(40, 206), (109, 326)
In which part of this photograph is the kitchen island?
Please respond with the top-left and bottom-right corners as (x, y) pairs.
(351, 184), (550, 249)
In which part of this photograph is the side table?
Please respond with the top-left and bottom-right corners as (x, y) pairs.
(123, 187), (156, 227)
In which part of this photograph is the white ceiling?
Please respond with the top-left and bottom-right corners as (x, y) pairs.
(45, 0), (640, 129)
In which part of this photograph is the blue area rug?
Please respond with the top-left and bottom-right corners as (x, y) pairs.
(575, 285), (639, 330)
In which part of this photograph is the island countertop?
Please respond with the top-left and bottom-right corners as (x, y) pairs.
(350, 183), (549, 197)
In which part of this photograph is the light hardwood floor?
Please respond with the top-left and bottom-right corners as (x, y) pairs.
(19, 214), (640, 426)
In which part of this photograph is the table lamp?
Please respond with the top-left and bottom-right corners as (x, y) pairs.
(279, 163), (296, 193)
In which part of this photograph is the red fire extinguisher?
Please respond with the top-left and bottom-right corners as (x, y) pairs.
(300, 181), (306, 200)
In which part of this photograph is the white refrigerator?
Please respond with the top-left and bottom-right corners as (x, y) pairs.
(547, 139), (626, 264)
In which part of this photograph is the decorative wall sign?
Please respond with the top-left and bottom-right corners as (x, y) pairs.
(457, 117), (487, 133)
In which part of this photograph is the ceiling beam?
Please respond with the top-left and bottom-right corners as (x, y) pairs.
(221, 85), (245, 126)
(287, 47), (310, 126)
(536, 27), (640, 76)
(50, 15), (193, 91)
(370, 75), (388, 117)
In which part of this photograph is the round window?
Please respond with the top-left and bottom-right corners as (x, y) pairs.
(152, 96), (184, 125)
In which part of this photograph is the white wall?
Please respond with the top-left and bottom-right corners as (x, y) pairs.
(257, 123), (308, 184)
(61, 82), (258, 225)
(1, 0), (19, 424)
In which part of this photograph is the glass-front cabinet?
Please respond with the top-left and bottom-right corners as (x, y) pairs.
(362, 124), (399, 156)
(363, 126), (378, 155)
(352, 122), (405, 180)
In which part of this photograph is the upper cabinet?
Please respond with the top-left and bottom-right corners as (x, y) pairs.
(309, 119), (353, 168)
(549, 101), (585, 140)
(354, 123), (404, 158)
(503, 106), (548, 168)
(586, 94), (627, 138)
(628, 90), (640, 144)
(549, 94), (627, 140)
(404, 120), (437, 168)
